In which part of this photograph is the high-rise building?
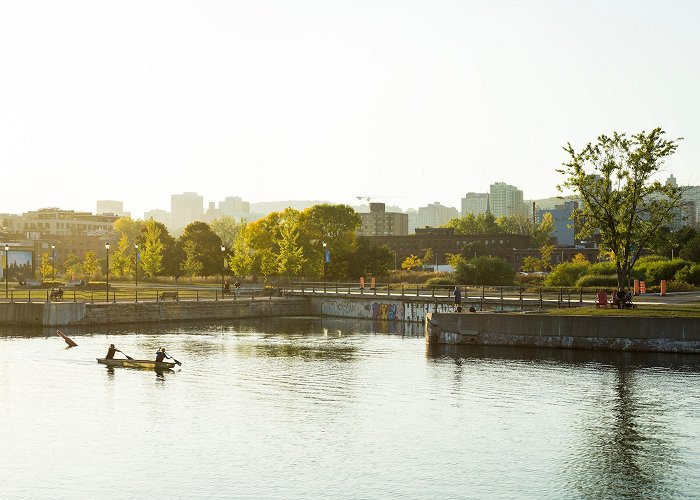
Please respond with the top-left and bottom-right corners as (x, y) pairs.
(416, 202), (459, 229)
(489, 182), (526, 218)
(170, 192), (204, 230)
(461, 193), (489, 216)
(358, 202), (408, 236)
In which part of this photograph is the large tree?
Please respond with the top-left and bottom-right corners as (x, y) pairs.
(558, 128), (683, 290)
(179, 221), (223, 277)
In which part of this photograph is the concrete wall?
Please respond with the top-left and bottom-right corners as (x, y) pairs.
(307, 296), (455, 322)
(425, 312), (700, 354)
(0, 298), (310, 326)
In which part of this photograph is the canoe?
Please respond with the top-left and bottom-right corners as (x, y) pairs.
(97, 358), (176, 370)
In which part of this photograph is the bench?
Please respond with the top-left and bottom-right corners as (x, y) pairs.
(160, 291), (178, 301)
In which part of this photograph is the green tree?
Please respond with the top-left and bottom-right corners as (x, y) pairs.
(179, 222), (223, 277)
(40, 253), (52, 281)
(276, 221), (306, 277)
(140, 220), (177, 278)
(447, 212), (498, 235)
(454, 256), (514, 286)
(82, 251), (99, 281)
(229, 225), (254, 278)
(558, 128), (683, 290)
(63, 253), (83, 280)
(348, 239), (393, 278)
(141, 220), (165, 278)
(113, 217), (145, 246)
(520, 255), (543, 273)
(110, 234), (132, 279)
(209, 216), (246, 250)
(544, 262), (590, 287)
(423, 248), (435, 270)
(180, 240), (204, 279)
(679, 234), (700, 262)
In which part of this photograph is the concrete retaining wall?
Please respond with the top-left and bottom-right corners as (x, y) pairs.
(0, 298), (310, 326)
(425, 312), (700, 354)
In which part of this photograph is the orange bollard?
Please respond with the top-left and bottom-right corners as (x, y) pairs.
(371, 277), (376, 289)
(660, 279), (667, 296)
(640, 281), (646, 294)
(634, 279), (640, 295)
(360, 277), (364, 288)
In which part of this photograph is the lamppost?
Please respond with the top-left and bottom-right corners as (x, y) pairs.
(322, 241), (327, 283)
(51, 243), (56, 281)
(134, 244), (139, 287)
(4, 244), (8, 299)
(105, 242), (110, 302)
(221, 245), (226, 293)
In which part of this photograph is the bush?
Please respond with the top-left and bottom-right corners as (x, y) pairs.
(646, 280), (698, 293)
(425, 276), (457, 286)
(455, 256), (515, 286)
(587, 261), (617, 275)
(516, 273), (546, 286)
(544, 262), (590, 287)
(636, 259), (692, 285)
(675, 264), (700, 285)
(575, 274), (618, 288)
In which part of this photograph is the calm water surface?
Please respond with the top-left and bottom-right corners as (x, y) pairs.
(1, 317), (699, 499)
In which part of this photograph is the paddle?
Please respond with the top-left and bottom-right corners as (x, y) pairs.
(167, 354), (182, 366)
(119, 351), (134, 360)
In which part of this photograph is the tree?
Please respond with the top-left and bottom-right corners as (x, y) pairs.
(276, 221), (306, 277)
(40, 253), (52, 281)
(63, 253), (83, 280)
(454, 256), (514, 286)
(348, 239), (393, 278)
(423, 248), (435, 270)
(447, 213), (498, 235)
(679, 234), (700, 262)
(140, 220), (165, 278)
(82, 251), (99, 281)
(110, 234), (133, 279)
(520, 256), (543, 273)
(113, 217), (144, 246)
(401, 255), (422, 271)
(209, 216), (246, 251)
(558, 128), (683, 290)
(180, 240), (204, 279)
(140, 220), (177, 278)
(179, 222), (222, 277)
(229, 225), (254, 278)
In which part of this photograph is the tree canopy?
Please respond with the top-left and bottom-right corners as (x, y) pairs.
(558, 128), (683, 290)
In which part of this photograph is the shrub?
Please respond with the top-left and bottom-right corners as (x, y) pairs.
(587, 261), (617, 275)
(646, 280), (698, 293)
(455, 256), (515, 286)
(675, 264), (700, 285)
(638, 259), (692, 285)
(575, 274), (618, 288)
(544, 262), (590, 287)
(425, 276), (457, 286)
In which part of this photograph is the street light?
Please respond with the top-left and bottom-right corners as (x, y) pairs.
(221, 245), (226, 293)
(322, 241), (327, 283)
(134, 244), (139, 287)
(4, 244), (8, 299)
(105, 242), (110, 302)
(51, 243), (56, 281)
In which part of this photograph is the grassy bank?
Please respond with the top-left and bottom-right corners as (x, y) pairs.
(544, 303), (700, 318)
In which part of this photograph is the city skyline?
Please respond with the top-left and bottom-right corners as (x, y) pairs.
(2, 2), (699, 218)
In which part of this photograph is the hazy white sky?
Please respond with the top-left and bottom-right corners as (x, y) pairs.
(1, 0), (698, 218)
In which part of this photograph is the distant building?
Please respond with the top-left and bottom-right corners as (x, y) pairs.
(144, 209), (171, 228)
(358, 203), (408, 237)
(461, 192), (489, 216)
(171, 192), (204, 230)
(96, 200), (129, 217)
(219, 196), (250, 219)
(668, 175), (700, 229)
(538, 201), (578, 247)
(416, 202), (459, 229)
(489, 182), (526, 218)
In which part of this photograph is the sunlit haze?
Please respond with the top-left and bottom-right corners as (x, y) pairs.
(1, 1), (698, 218)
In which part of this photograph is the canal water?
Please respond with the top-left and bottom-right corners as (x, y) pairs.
(1, 317), (699, 499)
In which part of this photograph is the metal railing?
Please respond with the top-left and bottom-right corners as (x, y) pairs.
(281, 281), (605, 310)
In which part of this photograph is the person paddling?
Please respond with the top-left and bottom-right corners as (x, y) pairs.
(155, 347), (172, 363)
(105, 344), (122, 360)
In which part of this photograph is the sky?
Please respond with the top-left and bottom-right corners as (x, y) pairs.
(1, 0), (699, 219)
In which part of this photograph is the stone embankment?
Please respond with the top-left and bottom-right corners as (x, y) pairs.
(0, 298), (310, 326)
(425, 312), (700, 354)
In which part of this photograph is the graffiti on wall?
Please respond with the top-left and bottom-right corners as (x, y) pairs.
(371, 302), (399, 320)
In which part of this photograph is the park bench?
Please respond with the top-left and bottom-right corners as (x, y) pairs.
(160, 291), (178, 301)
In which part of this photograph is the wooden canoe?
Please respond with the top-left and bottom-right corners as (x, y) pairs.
(96, 358), (176, 370)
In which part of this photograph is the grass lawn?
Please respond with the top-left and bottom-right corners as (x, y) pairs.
(544, 303), (700, 318)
